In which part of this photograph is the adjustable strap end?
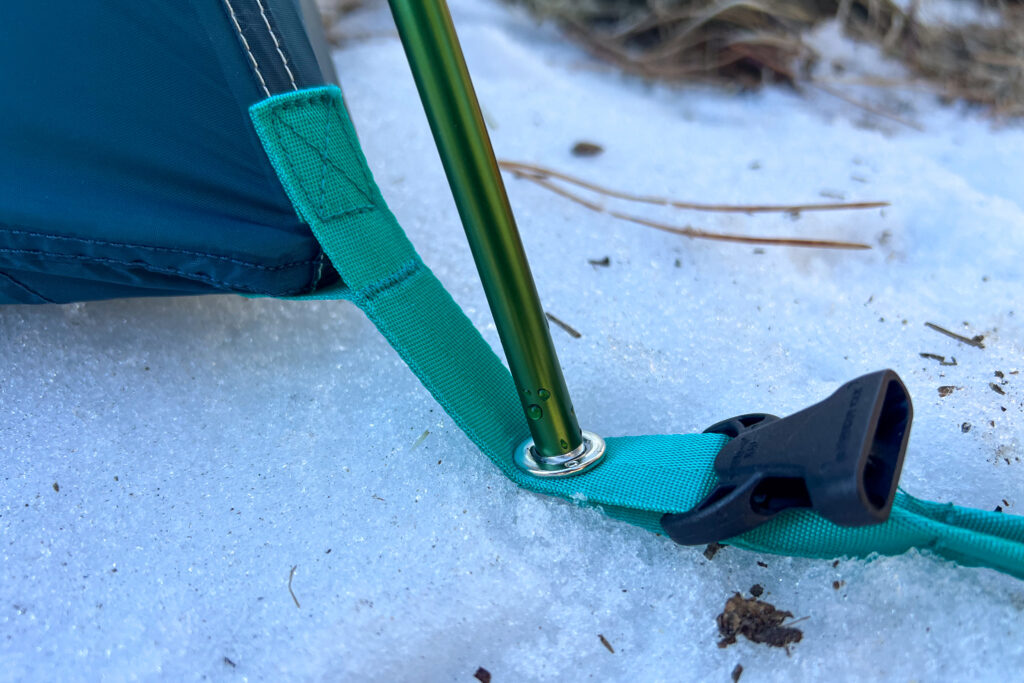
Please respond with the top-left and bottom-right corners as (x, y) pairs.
(661, 370), (913, 545)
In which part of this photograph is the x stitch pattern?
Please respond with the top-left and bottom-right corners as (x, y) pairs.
(268, 96), (377, 216)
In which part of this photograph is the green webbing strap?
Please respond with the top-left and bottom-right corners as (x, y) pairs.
(250, 86), (1024, 580)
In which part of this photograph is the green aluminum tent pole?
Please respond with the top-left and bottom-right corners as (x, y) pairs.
(386, 0), (605, 475)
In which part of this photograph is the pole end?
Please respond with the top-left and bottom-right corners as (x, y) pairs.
(514, 430), (606, 478)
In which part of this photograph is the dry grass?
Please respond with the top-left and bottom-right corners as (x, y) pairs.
(506, 0), (1024, 115)
(316, 0), (1023, 114)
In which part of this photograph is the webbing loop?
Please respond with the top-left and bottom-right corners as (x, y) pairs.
(249, 85), (1024, 580)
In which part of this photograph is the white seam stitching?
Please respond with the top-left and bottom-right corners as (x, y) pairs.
(223, 0), (271, 98)
(255, 0), (298, 91)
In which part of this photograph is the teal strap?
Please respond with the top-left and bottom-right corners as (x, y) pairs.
(250, 86), (1024, 580)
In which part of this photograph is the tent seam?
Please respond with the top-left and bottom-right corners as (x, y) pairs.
(0, 225), (319, 272)
(254, 0), (298, 91)
(0, 247), (309, 295)
(222, 0), (271, 98)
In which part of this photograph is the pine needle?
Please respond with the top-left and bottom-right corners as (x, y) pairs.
(499, 160), (889, 213)
(502, 163), (874, 250)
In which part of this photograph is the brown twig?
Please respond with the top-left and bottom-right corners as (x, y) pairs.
(499, 160), (890, 213)
(924, 322), (985, 349)
(609, 209), (870, 249)
(514, 171), (871, 250)
(545, 311), (582, 338)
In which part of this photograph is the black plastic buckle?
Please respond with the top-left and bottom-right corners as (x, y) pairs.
(661, 370), (913, 545)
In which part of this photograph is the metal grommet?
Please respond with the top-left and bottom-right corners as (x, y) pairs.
(513, 430), (607, 478)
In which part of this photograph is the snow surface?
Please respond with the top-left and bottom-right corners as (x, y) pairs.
(890, 0), (1004, 27)
(3, 1), (1023, 680)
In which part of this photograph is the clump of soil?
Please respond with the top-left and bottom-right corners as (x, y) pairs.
(571, 141), (605, 157)
(703, 542), (724, 560)
(716, 593), (804, 650)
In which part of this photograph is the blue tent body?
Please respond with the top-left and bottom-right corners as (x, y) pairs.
(0, 0), (339, 303)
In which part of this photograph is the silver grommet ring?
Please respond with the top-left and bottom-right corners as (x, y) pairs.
(514, 430), (607, 478)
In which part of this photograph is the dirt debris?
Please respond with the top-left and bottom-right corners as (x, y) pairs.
(716, 593), (804, 651)
(571, 141), (604, 157)
(920, 352), (957, 366)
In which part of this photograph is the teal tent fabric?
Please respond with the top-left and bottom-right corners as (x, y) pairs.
(0, 0), (338, 303)
(250, 85), (1024, 579)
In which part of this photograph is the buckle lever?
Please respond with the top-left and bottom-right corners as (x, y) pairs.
(661, 370), (913, 545)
